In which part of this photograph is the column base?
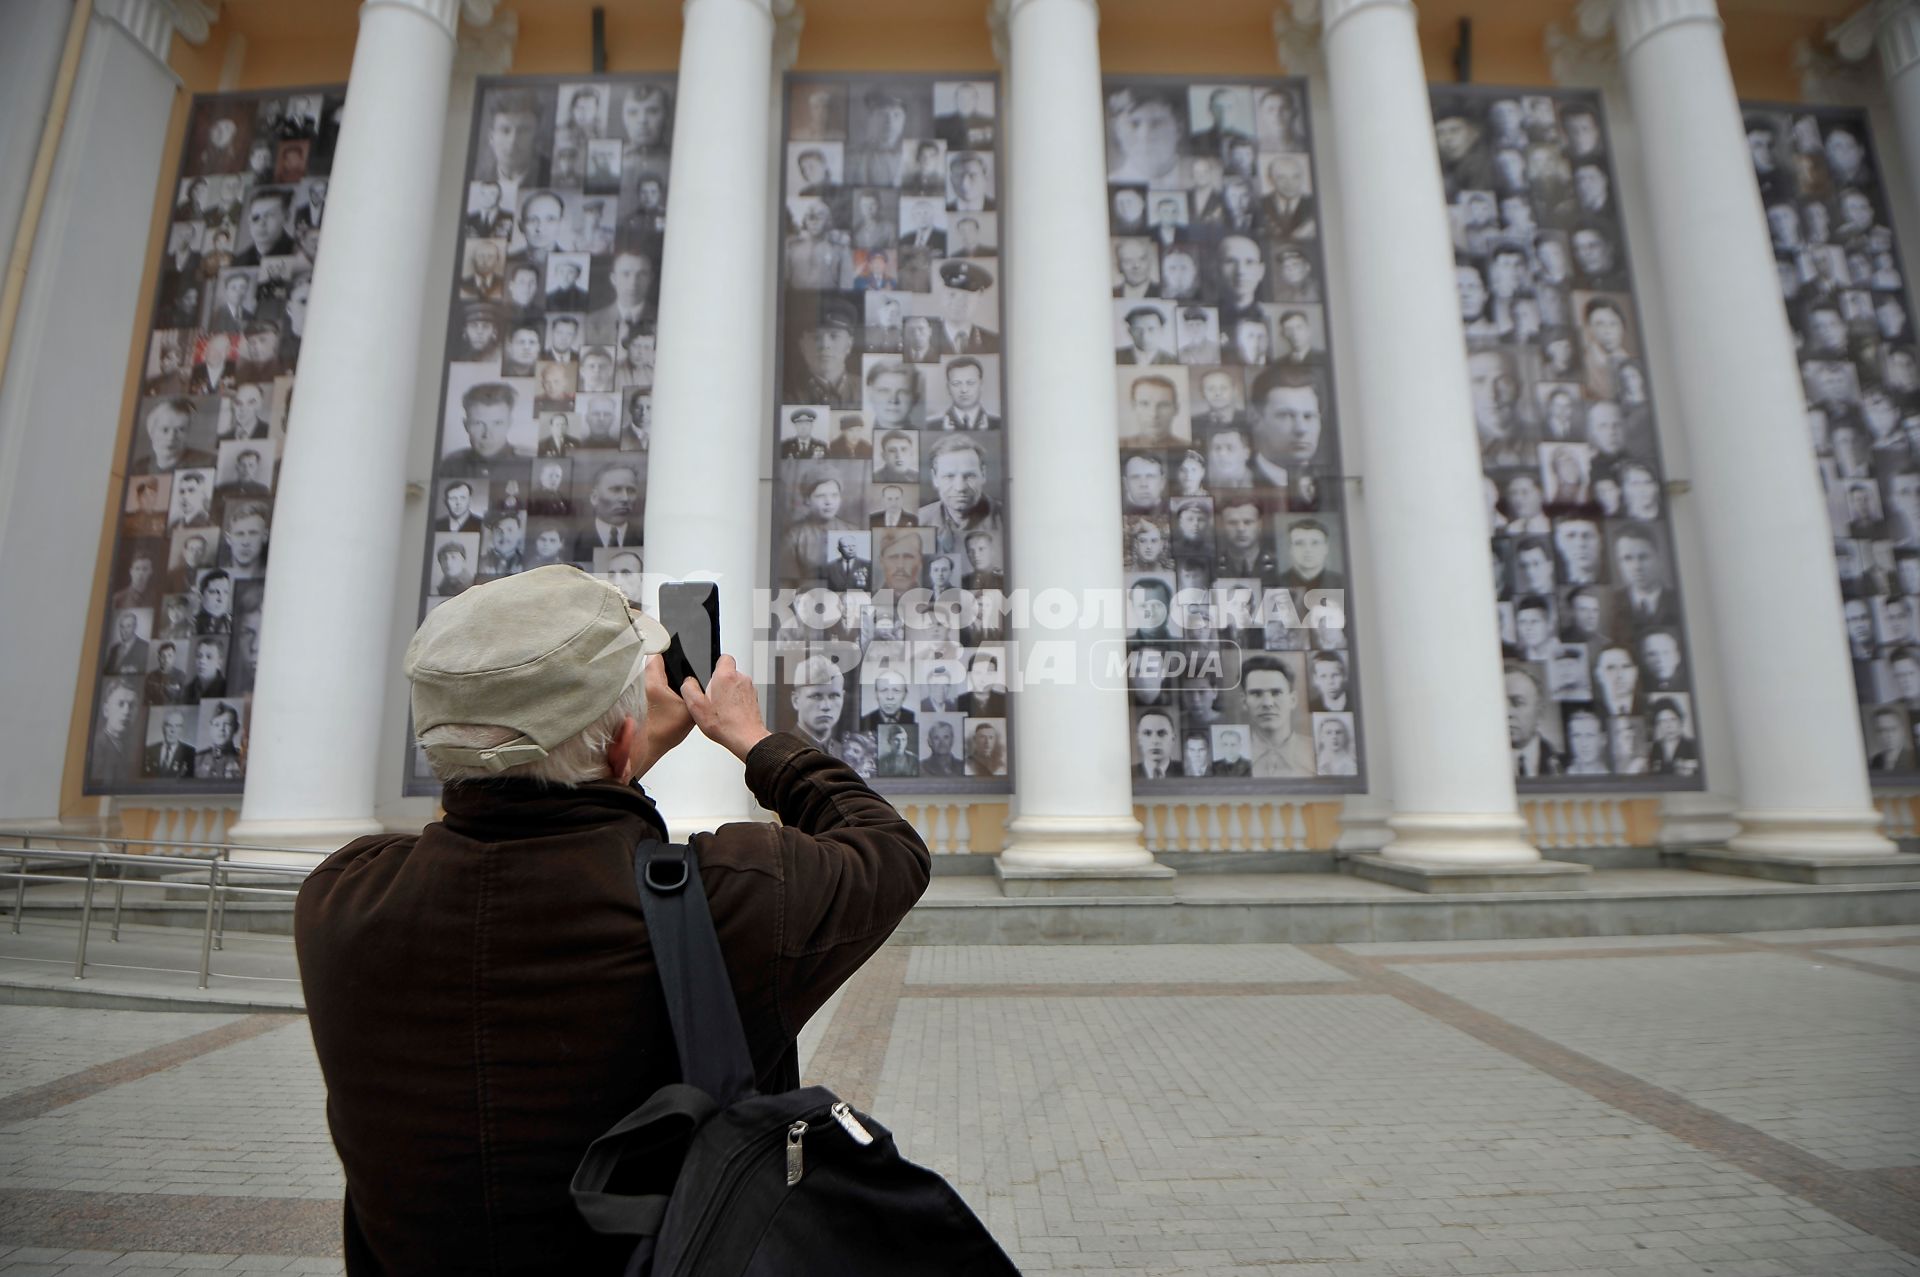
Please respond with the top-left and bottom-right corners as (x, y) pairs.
(1657, 791), (1742, 849)
(1726, 809), (1898, 859)
(1377, 812), (1542, 866)
(995, 814), (1173, 896)
(225, 816), (385, 857)
(1333, 795), (1394, 853)
(1684, 847), (1920, 885)
(1347, 853), (1592, 894)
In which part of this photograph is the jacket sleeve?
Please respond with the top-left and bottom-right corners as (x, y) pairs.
(740, 732), (931, 1032)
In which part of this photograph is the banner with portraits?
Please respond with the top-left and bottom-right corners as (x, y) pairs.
(1104, 78), (1365, 791)
(406, 75), (675, 793)
(767, 75), (1011, 789)
(86, 88), (345, 795)
(1744, 105), (1920, 783)
(1432, 87), (1705, 788)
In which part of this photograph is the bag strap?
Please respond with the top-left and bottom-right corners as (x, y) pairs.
(633, 836), (758, 1106)
(570, 1081), (716, 1236)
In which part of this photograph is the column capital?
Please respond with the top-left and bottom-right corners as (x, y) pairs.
(361, 0), (495, 40)
(1321, 0), (1410, 39)
(774, 1), (805, 71)
(1271, 0), (1323, 75)
(991, 0), (1100, 65)
(1600, 0), (1722, 59)
(1830, 0), (1920, 81)
(1544, 19), (1619, 87)
(455, 5), (516, 75)
(95, 0), (219, 67)
(1795, 35), (1876, 102)
(682, 0), (798, 13)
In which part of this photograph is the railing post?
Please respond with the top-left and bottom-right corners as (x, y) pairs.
(10, 851), (26, 934)
(111, 879), (125, 942)
(73, 857), (98, 980)
(198, 857), (220, 990)
(213, 848), (230, 952)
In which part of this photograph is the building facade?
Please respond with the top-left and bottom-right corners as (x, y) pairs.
(3, 0), (1919, 893)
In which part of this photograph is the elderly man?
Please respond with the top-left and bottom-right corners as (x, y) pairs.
(297, 568), (930, 1271)
(145, 708), (196, 778)
(572, 462), (643, 561)
(917, 434), (1003, 555)
(134, 399), (215, 474)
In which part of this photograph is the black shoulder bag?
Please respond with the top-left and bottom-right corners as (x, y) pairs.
(571, 836), (1021, 1277)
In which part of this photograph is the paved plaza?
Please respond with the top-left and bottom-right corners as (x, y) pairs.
(2, 927), (1918, 1275)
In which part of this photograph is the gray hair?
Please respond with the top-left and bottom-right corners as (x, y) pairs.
(420, 676), (646, 786)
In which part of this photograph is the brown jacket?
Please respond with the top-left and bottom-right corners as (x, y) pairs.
(295, 733), (931, 1275)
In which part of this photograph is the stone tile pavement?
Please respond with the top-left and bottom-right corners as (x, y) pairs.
(2, 928), (1918, 1275)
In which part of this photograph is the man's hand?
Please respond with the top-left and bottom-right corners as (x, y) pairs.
(632, 655), (695, 778)
(678, 654), (772, 761)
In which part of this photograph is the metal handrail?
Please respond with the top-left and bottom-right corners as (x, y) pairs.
(0, 828), (328, 859)
(0, 846), (307, 990)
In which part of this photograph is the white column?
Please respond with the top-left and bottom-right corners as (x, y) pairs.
(638, 0), (788, 838)
(1609, 0), (1894, 856)
(1871, 1), (1920, 222)
(0, 0), (207, 828)
(991, 0), (1161, 886)
(231, 0), (477, 847)
(1320, 0), (1539, 865)
(0, 0), (74, 270)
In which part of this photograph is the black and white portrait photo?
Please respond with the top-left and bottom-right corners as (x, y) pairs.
(768, 75), (1011, 788)
(1103, 75), (1362, 792)
(400, 75), (677, 792)
(1436, 83), (1704, 791)
(88, 86), (342, 795)
(1754, 103), (1920, 783)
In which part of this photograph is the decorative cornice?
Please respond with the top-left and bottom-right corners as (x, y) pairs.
(1610, 0), (1721, 59)
(1319, 0), (1408, 39)
(1271, 0), (1322, 76)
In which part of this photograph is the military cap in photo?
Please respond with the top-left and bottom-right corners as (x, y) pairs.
(808, 296), (860, 331)
(1180, 307), (1211, 322)
(938, 260), (993, 292)
(406, 565), (670, 773)
(463, 300), (504, 325)
(791, 408), (818, 423)
(864, 88), (906, 110)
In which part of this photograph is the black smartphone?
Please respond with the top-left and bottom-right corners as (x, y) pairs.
(659, 582), (720, 692)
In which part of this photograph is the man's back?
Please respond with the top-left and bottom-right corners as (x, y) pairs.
(297, 734), (930, 1275)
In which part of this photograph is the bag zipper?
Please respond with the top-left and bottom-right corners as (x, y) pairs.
(831, 1101), (874, 1146)
(785, 1120), (808, 1186)
(671, 1104), (829, 1274)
